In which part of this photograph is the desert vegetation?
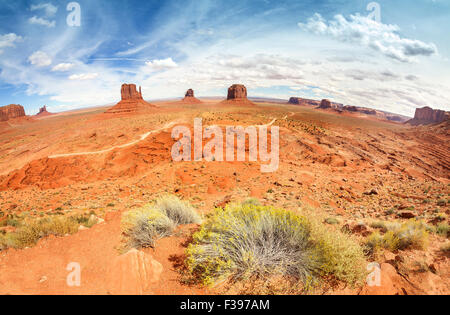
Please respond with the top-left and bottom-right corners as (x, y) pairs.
(367, 219), (429, 252)
(121, 194), (201, 249)
(185, 203), (367, 292)
(0, 213), (97, 250)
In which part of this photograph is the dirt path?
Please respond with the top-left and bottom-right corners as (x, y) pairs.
(48, 114), (292, 159)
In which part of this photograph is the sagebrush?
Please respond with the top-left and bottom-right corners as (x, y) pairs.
(186, 203), (366, 289)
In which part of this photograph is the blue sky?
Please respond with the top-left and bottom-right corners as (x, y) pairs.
(0, 0), (449, 116)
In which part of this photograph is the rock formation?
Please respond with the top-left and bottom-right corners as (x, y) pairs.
(407, 106), (449, 125)
(35, 105), (53, 117)
(220, 84), (255, 106)
(181, 89), (202, 104)
(0, 104), (26, 121)
(288, 97), (320, 106)
(106, 84), (156, 114)
(318, 99), (332, 109)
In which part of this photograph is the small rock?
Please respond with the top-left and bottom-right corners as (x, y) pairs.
(398, 212), (415, 219)
(214, 195), (232, 208)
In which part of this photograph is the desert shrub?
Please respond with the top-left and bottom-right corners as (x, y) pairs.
(367, 219), (429, 252)
(1, 216), (82, 250)
(122, 195), (200, 249)
(324, 217), (339, 225)
(186, 203), (366, 289)
(441, 243), (450, 253)
(155, 195), (201, 225)
(435, 223), (449, 238)
(241, 198), (261, 206)
(121, 207), (176, 249)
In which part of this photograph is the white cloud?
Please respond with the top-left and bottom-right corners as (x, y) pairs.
(298, 14), (438, 63)
(29, 16), (56, 28)
(52, 63), (75, 72)
(145, 58), (178, 71)
(28, 51), (52, 67)
(69, 73), (99, 80)
(0, 33), (22, 54)
(30, 3), (58, 17)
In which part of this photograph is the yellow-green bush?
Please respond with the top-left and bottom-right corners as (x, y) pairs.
(367, 219), (429, 252)
(186, 203), (366, 288)
(122, 195), (200, 249)
(0, 215), (84, 250)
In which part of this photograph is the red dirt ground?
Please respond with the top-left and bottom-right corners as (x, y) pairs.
(0, 100), (448, 295)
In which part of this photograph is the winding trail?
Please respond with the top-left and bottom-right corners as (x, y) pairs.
(48, 113), (295, 159)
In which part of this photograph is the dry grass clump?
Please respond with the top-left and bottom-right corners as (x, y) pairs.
(0, 215), (92, 250)
(367, 219), (429, 252)
(122, 195), (200, 249)
(155, 194), (201, 225)
(186, 203), (366, 290)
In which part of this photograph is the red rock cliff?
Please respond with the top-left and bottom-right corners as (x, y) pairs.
(0, 104), (26, 121)
(408, 106), (449, 125)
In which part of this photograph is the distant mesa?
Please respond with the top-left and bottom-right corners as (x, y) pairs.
(0, 104), (26, 122)
(35, 105), (53, 117)
(220, 84), (256, 106)
(407, 106), (449, 125)
(181, 89), (202, 104)
(106, 84), (156, 114)
(288, 95), (409, 122)
(318, 99), (343, 110)
(288, 97), (320, 106)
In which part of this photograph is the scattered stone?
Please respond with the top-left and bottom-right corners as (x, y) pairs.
(398, 212), (416, 219)
(214, 195), (232, 208)
(364, 189), (379, 196)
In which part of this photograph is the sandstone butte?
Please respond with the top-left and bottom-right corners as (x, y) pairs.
(407, 106), (450, 125)
(220, 84), (256, 106)
(35, 105), (53, 117)
(106, 84), (156, 114)
(181, 89), (202, 104)
(0, 104), (26, 121)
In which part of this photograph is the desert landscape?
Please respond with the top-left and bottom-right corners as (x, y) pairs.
(0, 82), (448, 295)
(0, 0), (449, 300)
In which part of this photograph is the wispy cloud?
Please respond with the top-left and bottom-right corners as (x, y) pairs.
(0, 33), (22, 54)
(145, 58), (178, 71)
(29, 2), (58, 28)
(29, 16), (55, 28)
(69, 73), (99, 80)
(28, 51), (52, 67)
(30, 3), (58, 17)
(51, 63), (75, 72)
(299, 13), (438, 63)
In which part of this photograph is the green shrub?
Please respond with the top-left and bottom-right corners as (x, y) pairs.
(435, 223), (449, 238)
(155, 195), (201, 225)
(367, 219), (429, 252)
(186, 203), (366, 289)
